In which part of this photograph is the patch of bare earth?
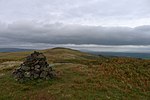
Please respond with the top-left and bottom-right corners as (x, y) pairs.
(0, 61), (22, 76)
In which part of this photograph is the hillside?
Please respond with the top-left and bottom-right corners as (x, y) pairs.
(87, 51), (150, 59)
(0, 47), (150, 100)
(0, 48), (33, 52)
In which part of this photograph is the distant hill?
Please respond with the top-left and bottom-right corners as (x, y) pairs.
(86, 51), (150, 59)
(0, 48), (34, 52)
(1, 47), (149, 59)
(0, 47), (99, 61)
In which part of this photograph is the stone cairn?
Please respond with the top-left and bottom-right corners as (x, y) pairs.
(13, 51), (55, 82)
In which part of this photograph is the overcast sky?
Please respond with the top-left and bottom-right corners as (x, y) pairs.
(0, 0), (150, 52)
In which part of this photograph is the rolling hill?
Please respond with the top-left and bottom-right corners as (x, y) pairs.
(87, 51), (150, 59)
(0, 48), (33, 52)
(0, 47), (149, 100)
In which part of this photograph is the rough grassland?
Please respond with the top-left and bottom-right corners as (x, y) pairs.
(0, 48), (150, 100)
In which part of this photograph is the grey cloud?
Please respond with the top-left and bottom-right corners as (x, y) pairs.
(0, 21), (150, 46)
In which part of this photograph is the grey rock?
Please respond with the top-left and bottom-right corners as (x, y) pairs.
(35, 65), (40, 69)
(33, 73), (39, 79)
(21, 65), (30, 71)
(40, 71), (48, 78)
(24, 72), (30, 78)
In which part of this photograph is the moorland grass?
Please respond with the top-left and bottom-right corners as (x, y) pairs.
(0, 48), (149, 100)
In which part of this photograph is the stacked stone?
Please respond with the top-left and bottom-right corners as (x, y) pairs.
(13, 51), (55, 81)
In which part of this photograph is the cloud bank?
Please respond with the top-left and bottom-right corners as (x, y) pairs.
(0, 21), (150, 45)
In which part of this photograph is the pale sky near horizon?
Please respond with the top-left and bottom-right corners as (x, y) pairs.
(0, 0), (150, 52)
